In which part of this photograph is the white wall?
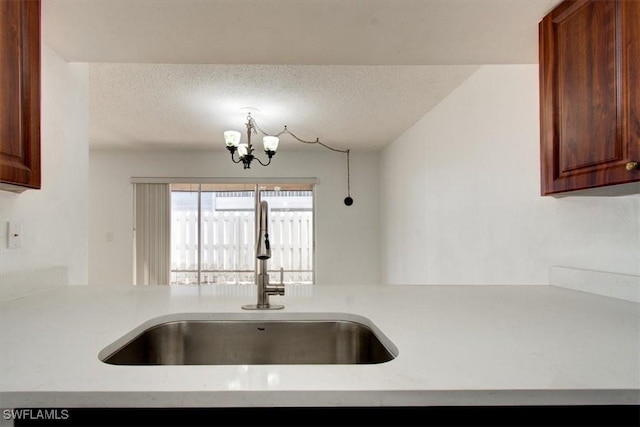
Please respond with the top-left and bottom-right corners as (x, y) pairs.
(0, 44), (89, 293)
(89, 149), (380, 286)
(381, 65), (640, 285)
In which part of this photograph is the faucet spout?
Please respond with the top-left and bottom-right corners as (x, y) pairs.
(256, 201), (271, 260)
(242, 199), (284, 310)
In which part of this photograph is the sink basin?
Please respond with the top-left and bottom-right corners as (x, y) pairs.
(99, 312), (398, 365)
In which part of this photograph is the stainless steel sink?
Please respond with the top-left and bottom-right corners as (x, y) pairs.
(99, 312), (398, 365)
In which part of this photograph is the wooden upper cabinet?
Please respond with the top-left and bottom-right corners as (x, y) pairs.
(0, 0), (41, 193)
(539, 0), (640, 195)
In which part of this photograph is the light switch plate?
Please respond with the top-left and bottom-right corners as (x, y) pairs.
(8, 222), (22, 249)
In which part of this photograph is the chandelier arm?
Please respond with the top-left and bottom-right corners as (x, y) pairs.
(254, 156), (273, 167)
(229, 150), (243, 164)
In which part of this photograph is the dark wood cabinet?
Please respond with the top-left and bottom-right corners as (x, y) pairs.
(539, 0), (639, 196)
(0, 0), (41, 193)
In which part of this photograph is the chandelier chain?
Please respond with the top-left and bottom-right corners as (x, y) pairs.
(234, 114), (352, 204)
(250, 116), (352, 197)
(250, 117), (349, 154)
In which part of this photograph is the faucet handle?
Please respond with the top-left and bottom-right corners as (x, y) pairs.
(266, 267), (285, 297)
(266, 278), (285, 297)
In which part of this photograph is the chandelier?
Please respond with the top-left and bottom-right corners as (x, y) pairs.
(223, 113), (279, 169)
(223, 113), (354, 206)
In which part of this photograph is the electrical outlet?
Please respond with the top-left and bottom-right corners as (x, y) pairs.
(8, 222), (22, 249)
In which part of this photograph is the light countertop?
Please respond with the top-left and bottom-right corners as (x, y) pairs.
(1, 284), (638, 408)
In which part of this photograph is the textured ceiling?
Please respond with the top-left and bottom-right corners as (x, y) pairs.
(89, 63), (479, 151)
(42, 0), (562, 152)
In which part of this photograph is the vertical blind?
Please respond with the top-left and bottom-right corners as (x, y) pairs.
(134, 183), (171, 285)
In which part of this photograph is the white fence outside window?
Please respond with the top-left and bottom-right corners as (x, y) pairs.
(171, 209), (313, 285)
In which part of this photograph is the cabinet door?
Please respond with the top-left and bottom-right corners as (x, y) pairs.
(539, 0), (640, 195)
(0, 0), (41, 192)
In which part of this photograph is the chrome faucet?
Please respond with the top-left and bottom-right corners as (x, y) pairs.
(242, 199), (285, 310)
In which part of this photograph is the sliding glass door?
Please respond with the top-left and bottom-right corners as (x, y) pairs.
(170, 183), (314, 285)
